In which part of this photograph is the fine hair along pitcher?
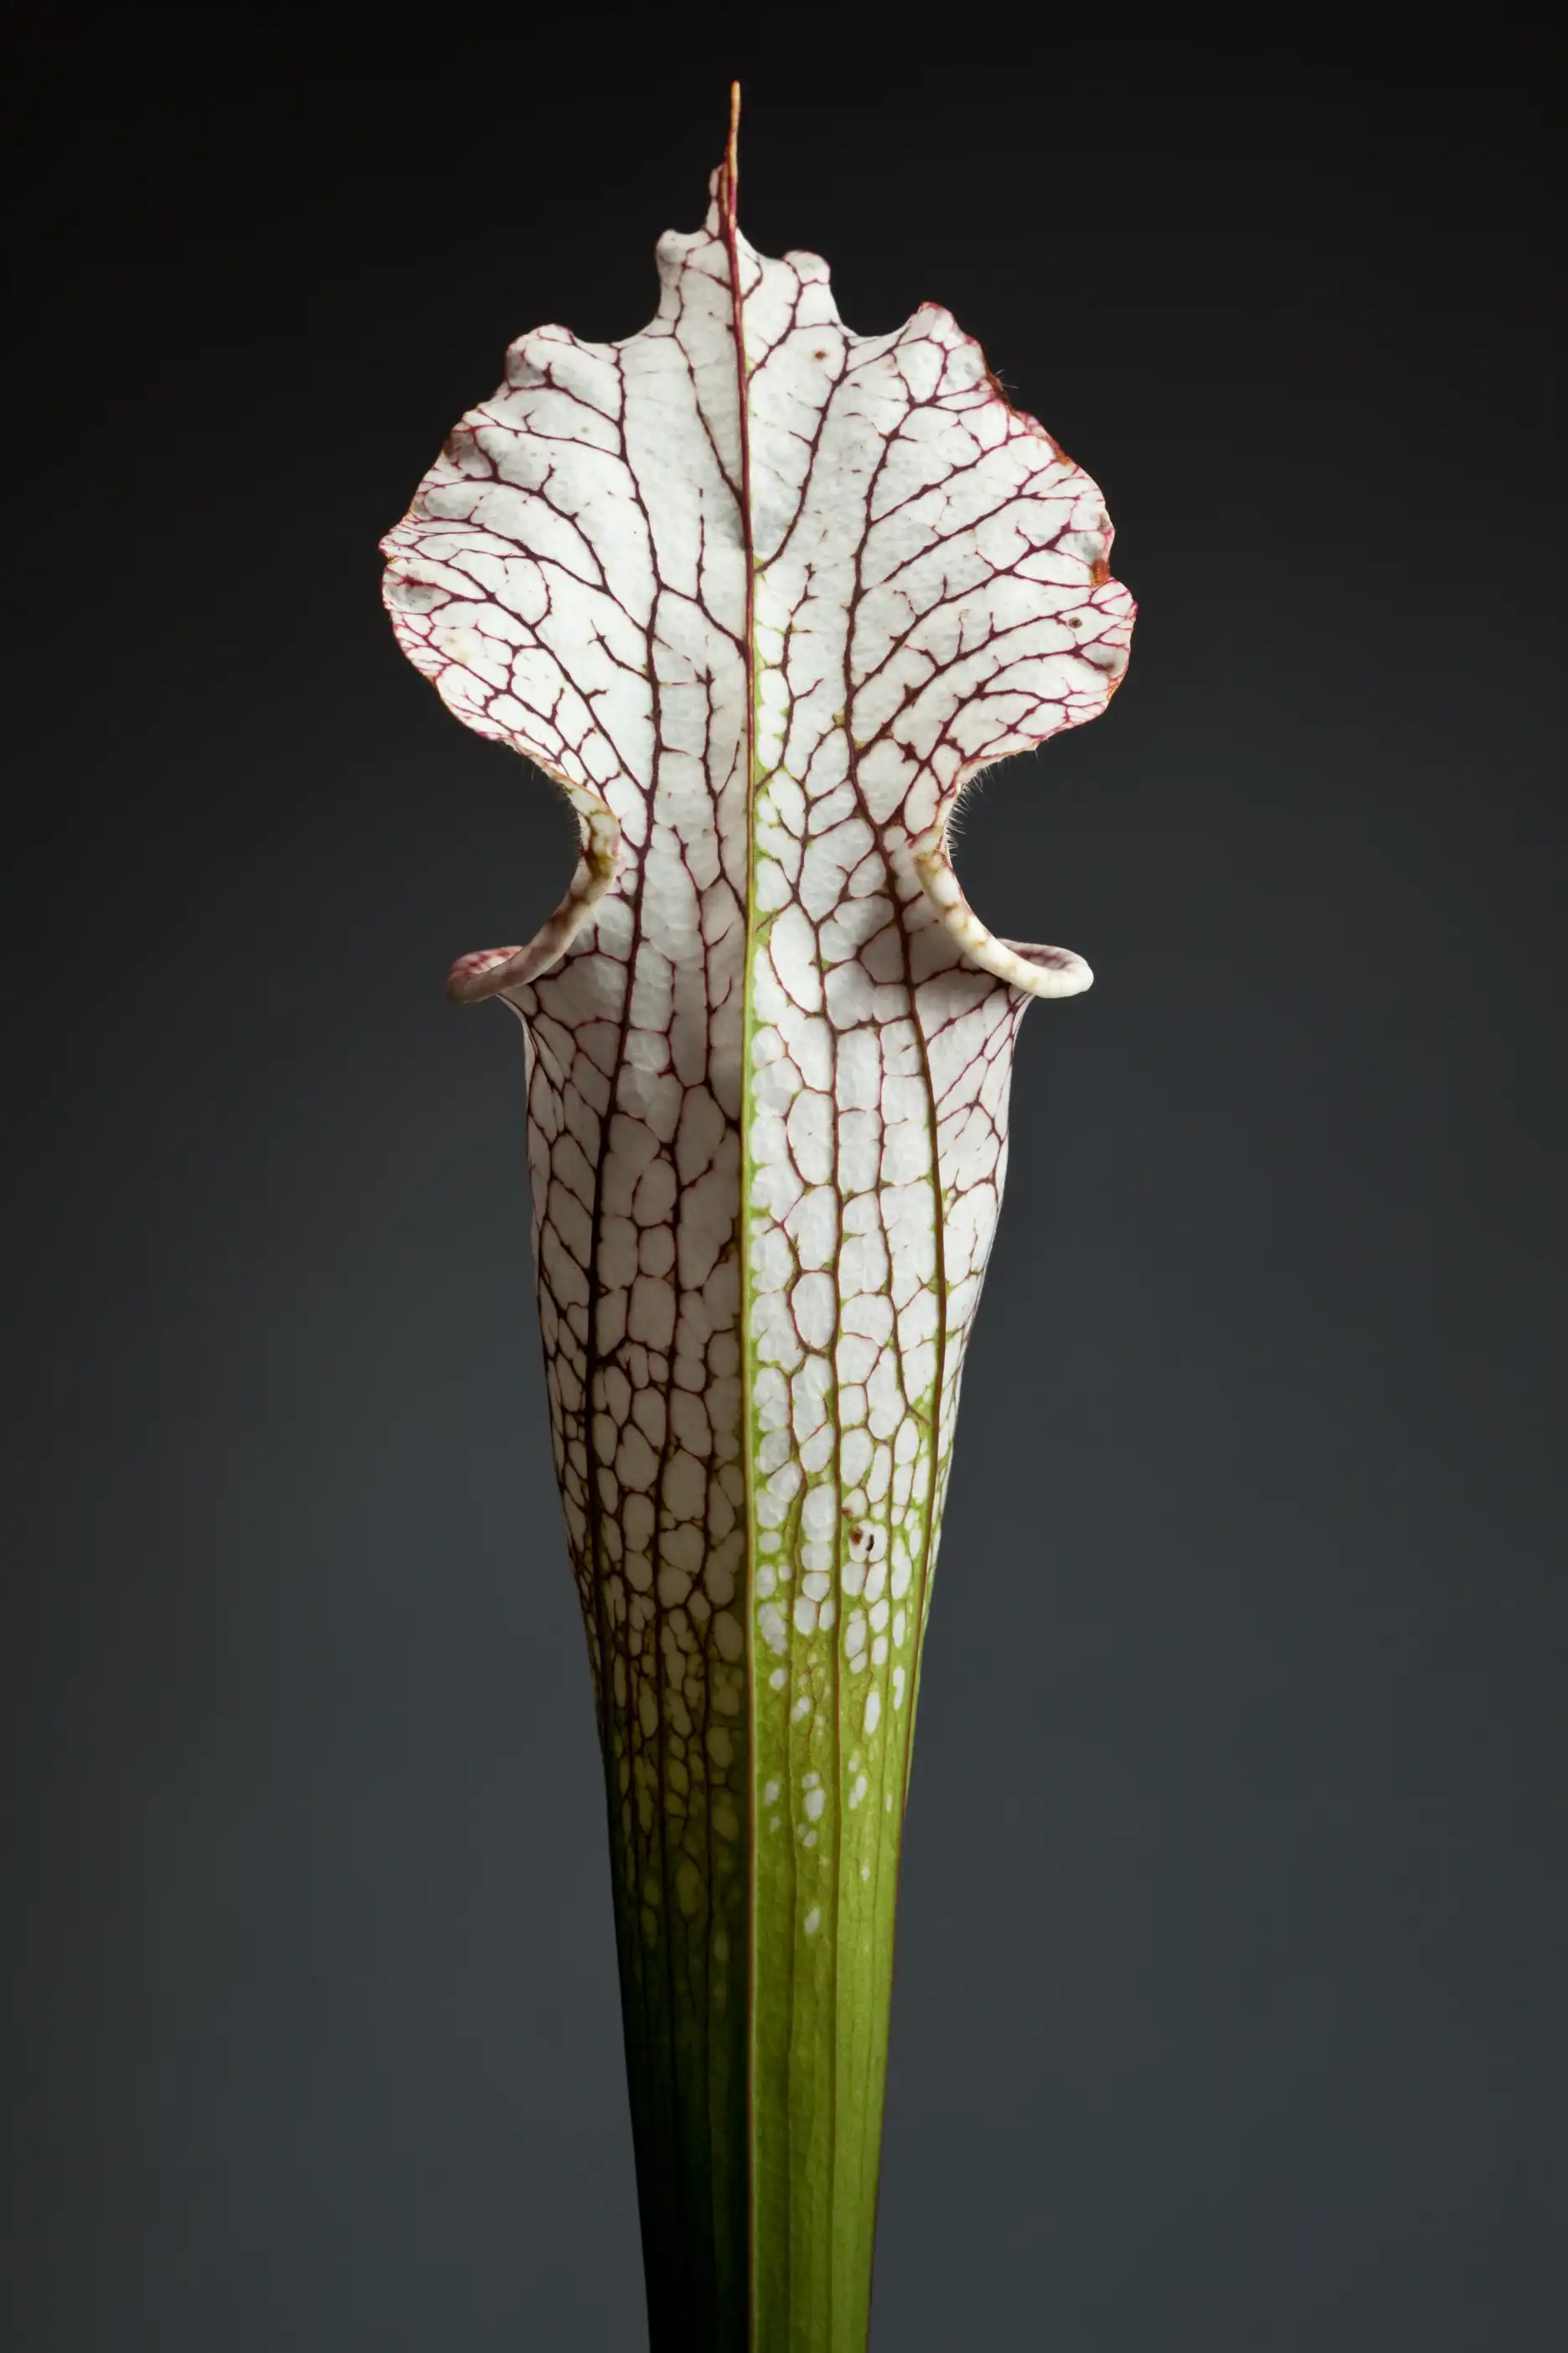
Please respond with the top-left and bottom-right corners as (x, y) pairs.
(380, 85), (1134, 2353)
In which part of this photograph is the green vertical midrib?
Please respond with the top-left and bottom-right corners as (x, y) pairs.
(720, 141), (939, 2353)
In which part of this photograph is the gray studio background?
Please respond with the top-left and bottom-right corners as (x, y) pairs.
(8, 39), (1564, 2352)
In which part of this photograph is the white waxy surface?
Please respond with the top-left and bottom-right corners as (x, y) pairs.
(382, 163), (1132, 2043)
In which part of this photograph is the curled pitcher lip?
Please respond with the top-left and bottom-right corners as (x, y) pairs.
(912, 823), (1095, 998)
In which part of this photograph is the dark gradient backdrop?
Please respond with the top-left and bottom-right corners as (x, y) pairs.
(7, 29), (1564, 2352)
